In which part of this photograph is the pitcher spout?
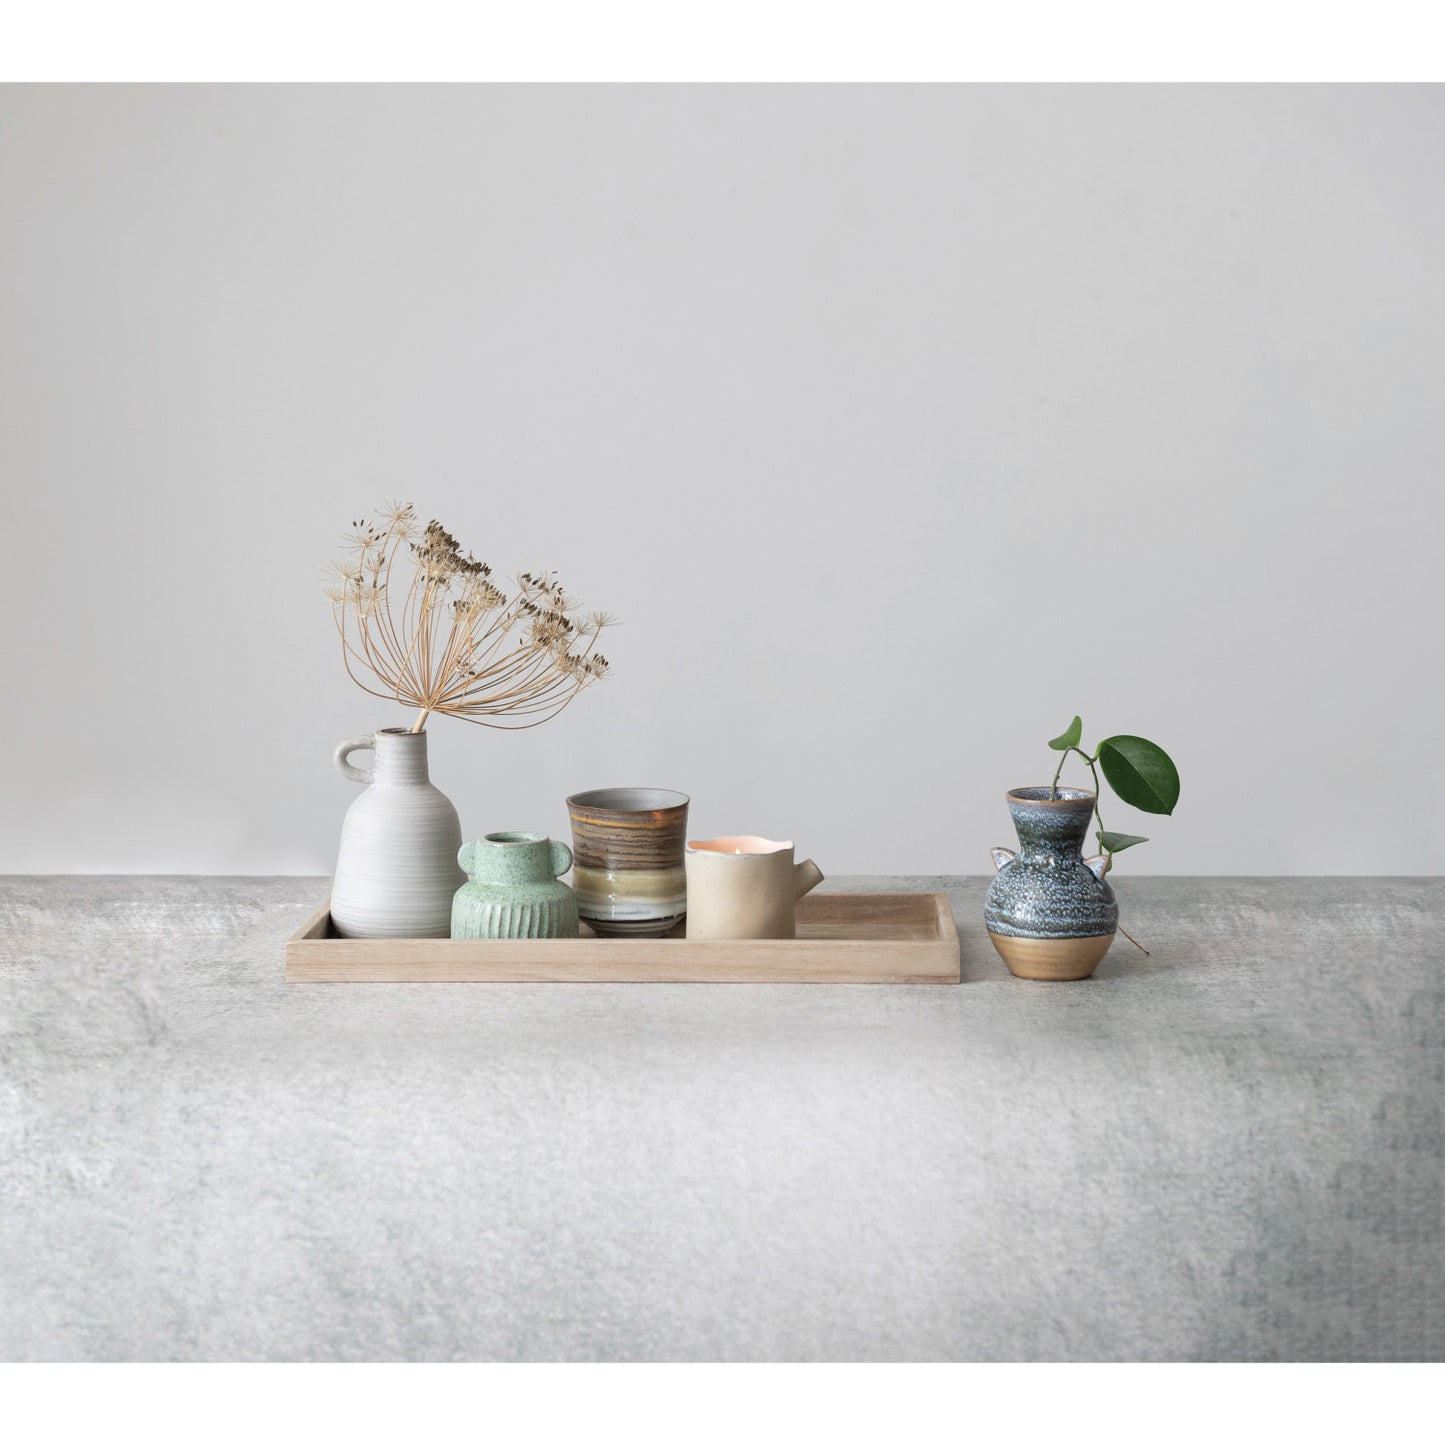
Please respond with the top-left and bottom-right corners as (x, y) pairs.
(793, 858), (824, 900)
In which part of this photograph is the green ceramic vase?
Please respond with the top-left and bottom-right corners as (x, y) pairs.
(451, 832), (579, 940)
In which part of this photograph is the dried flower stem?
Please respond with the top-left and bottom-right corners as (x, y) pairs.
(326, 503), (615, 730)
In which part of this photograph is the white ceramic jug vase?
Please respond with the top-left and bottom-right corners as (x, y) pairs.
(330, 728), (465, 938)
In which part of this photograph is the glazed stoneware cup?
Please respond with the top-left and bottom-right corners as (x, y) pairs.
(565, 787), (690, 938)
(684, 837), (825, 941)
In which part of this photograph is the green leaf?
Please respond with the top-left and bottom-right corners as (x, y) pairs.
(1097, 736), (1180, 815)
(1098, 830), (1149, 853)
(1048, 715), (1083, 751)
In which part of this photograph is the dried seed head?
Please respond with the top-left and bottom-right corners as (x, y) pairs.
(329, 505), (616, 726)
(381, 499), (417, 537)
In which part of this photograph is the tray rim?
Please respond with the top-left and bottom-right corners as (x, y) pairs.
(284, 890), (961, 985)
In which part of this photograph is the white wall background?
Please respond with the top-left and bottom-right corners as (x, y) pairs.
(2, 83), (1442, 876)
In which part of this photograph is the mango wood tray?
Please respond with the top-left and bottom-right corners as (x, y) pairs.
(285, 891), (960, 984)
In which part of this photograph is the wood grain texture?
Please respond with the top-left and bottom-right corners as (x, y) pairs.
(285, 892), (961, 984)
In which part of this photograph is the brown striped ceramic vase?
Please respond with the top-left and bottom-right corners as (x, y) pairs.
(565, 787), (690, 937)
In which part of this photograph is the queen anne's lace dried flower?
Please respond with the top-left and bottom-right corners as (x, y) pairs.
(465, 577), (506, 611)
(380, 499), (417, 538)
(328, 502), (616, 733)
(345, 520), (385, 554)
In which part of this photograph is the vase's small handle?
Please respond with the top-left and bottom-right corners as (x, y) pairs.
(990, 847), (1017, 873)
(334, 734), (375, 785)
(550, 840), (574, 878)
(458, 841), (479, 876)
(1084, 854), (1111, 881)
(793, 858), (824, 900)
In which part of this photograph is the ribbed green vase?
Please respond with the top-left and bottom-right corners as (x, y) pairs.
(450, 832), (579, 940)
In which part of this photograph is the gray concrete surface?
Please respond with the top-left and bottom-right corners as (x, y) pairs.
(1, 875), (1441, 1361)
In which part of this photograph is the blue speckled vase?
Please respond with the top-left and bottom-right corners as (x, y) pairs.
(451, 832), (579, 940)
(986, 788), (1118, 981)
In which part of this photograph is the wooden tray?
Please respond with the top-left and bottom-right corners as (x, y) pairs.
(285, 891), (960, 984)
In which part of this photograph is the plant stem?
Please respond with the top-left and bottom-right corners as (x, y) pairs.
(1079, 752), (1108, 859)
(1051, 745), (1112, 867)
(411, 707), (431, 734)
(1118, 923), (1150, 956)
(1051, 745), (1099, 795)
(1052, 745), (1098, 801)
(1050, 738), (1150, 954)
(1049, 748), (1069, 797)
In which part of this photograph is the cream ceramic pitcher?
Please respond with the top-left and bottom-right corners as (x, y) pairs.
(684, 837), (824, 940)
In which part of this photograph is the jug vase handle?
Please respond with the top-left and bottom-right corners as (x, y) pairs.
(334, 734), (376, 785)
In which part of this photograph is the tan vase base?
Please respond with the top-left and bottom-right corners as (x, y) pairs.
(988, 930), (1115, 981)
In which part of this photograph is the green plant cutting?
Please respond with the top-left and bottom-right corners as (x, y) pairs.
(1046, 716), (1180, 873)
